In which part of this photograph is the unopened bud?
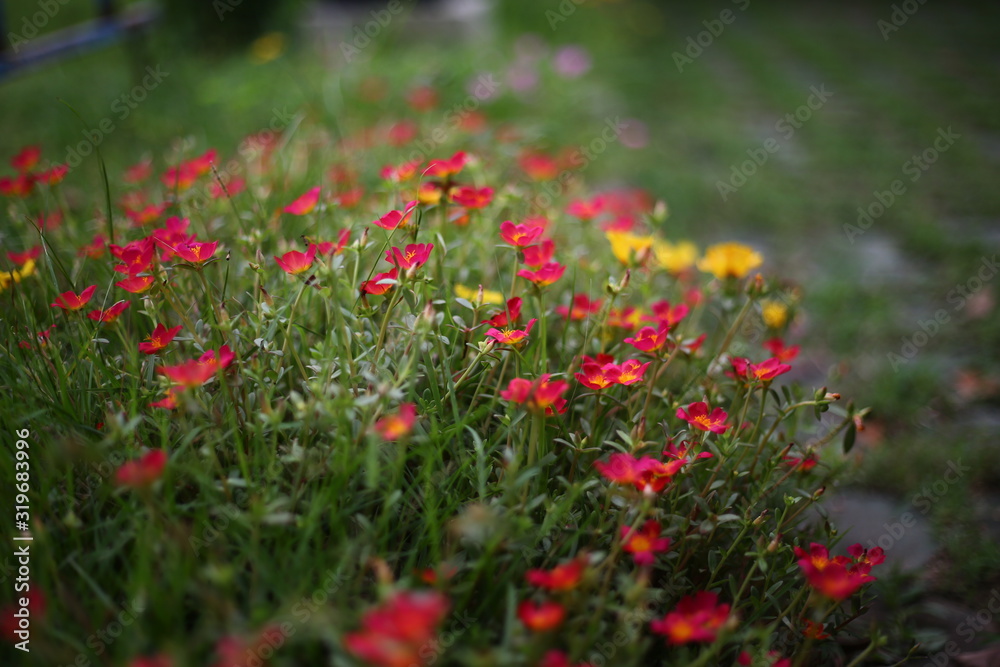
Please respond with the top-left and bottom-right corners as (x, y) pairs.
(752, 510), (769, 526)
(652, 200), (668, 223)
(767, 534), (782, 552)
(476, 284), (485, 308)
(630, 417), (646, 445)
(813, 486), (825, 500)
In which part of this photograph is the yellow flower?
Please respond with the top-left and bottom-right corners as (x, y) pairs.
(455, 284), (504, 305)
(761, 300), (788, 329)
(417, 183), (443, 206)
(697, 242), (763, 279)
(250, 32), (285, 64)
(0, 259), (35, 291)
(653, 240), (698, 274)
(606, 231), (654, 266)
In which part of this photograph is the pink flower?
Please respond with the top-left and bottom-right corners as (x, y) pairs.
(386, 243), (433, 271)
(500, 220), (544, 248)
(283, 186), (320, 215)
(676, 402), (730, 434)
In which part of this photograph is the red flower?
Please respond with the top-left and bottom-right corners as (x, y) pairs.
(283, 186), (321, 215)
(161, 164), (198, 191)
(124, 160), (153, 183)
(7, 246), (41, 265)
(621, 520), (671, 566)
(51, 285), (97, 310)
(209, 177), (245, 199)
(139, 324), (182, 355)
(116, 275), (156, 294)
(783, 452), (818, 472)
(521, 239), (556, 267)
(518, 599), (565, 632)
(387, 120), (418, 146)
(500, 220), (544, 248)
(313, 228), (351, 256)
(526, 557), (587, 591)
(110, 238), (156, 275)
(87, 301), (130, 323)
(566, 198), (604, 221)
(380, 160), (422, 182)
(407, 86), (438, 112)
(847, 543), (885, 575)
(594, 454), (685, 494)
(11, 145), (41, 172)
(555, 294), (601, 320)
(623, 325), (667, 353)
(360, 267), (399, 296)
(36, 210), (62, 231)
(802, 619), (830, 640)
(650, 591), (731, 645)
(125, 202), (168, 226)
(482, 297), (522, 328)
(78, 234), (106, 259)
(159, 346), (234, 388)
(172, 239), (219, 264)
(424, 151), (466, 179)
(344, 590), (450, 667)
(517, 262), (565, 287)
(116, 450), (167, 488)
(575, 362), (617, 391)
(731, 357), (792, 382)
(372, 200), (418, 230)
(500, 374), (569, 415)
(374, 403), (417, 440)
(677, 402), (730, 434)
(646, 300), (690, 328)
(485, 318), (536, 345)
(0, 174), (34, 197)
(663, 439), (713, 461)
(519, 151), (559, 181)
(274, 245), (318, 275)
(608, 359), (652, 386)
(150, 389), (181, 410)
(794, 543), (878, 600)
(151, 217), (191, 260)
(38, 164), (68, 185)
(386, 243), (433, 271)
(763, 337), (800, 362)
(539, 651), (595, 667)
(449, 185), (493, 209)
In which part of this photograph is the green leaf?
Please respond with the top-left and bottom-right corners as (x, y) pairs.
(843, 421), (857, 454)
